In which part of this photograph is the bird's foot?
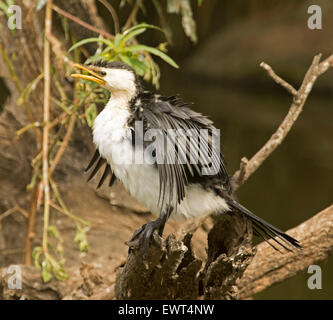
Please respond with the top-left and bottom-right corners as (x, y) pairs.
(128, 218), (165, 258)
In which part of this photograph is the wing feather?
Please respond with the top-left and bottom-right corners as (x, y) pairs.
(130, 93), (231, 213)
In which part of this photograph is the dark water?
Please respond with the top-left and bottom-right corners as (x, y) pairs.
(161, 69), (333, 299)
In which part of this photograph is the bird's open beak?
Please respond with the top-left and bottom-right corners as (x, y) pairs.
(71, 64), (106, 85)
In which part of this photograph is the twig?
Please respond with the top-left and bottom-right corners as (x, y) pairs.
(259, 62), (298, 96)
(237, 205), (333, 299)
(16, 121), (42, 137)
(49, 180), (90, 226)
(49, 113), (76, 176)
(49, 201), (90, 226)
(232, 54), (333, 190)
(52, 4), (114, 39)
(97, 0), (120, 34)
(0, 206), (29, 222)
(24, 183), (39, 265)
(42, 0), (53, 254)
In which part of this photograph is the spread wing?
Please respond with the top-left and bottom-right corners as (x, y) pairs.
(130, 93), (231, 213)
(85, 149), (116, 188)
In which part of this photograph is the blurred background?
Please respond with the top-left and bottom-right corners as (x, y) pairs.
(0, 0), (332, 299)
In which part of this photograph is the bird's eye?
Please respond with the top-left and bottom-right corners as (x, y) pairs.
(100, 71), (106, 76)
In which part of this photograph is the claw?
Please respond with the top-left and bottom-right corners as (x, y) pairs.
(129, 223), (146, 242)
(128, 218), (165, 258)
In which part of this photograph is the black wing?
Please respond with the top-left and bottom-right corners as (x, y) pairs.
(85, 149), (116, 188)
(129, 93), (231, 213)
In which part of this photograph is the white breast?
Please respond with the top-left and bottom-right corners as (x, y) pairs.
(93, 97), (230, 220)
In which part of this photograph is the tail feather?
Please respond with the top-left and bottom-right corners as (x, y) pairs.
(227, 197), (301, 251)
(252, 227), (282, 252)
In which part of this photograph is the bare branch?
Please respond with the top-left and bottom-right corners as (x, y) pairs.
(237, 205), (333, 299)
(0, 206), (29, 222)
(260, 62), (298, 96)
(232, 54), (333, 190)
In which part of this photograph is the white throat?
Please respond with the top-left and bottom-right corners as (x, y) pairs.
(108, 89), (135, 106)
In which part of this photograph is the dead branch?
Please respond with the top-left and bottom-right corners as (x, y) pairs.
(115, 233), (202, 299)
(232, 54), (333, 190)
(115, 213), (255, 300)
(237, 205), (333, 299)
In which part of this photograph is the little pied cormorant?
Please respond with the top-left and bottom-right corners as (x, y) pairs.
(72, 61), (301, 256)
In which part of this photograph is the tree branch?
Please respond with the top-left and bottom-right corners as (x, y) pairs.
(237, 205), (333, 299)
(232, 54), (333, 190)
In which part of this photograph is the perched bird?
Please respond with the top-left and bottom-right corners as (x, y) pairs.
(72, 61), (301, 256)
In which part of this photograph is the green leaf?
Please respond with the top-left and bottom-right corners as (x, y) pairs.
(0, 2), (8, 14)
(32, 246), (43, 269)
(125, 44), (179, 68)
(68, 38), (113, 53)
(113, 33), (123, 48)
(119, 28), (146, 48)
(122, 22), (163, 36)
(41, 268), (52, 283)
(48, 225), (60, 239)
(84, 53), (103, 65)
(74, 225), (89, 252)
(41, 260), (52, 283)
(116, 23), (166, 49)
(119, 54), (147, 76)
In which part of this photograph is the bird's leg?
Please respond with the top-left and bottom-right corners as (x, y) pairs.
(129, 206), (172, 257)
